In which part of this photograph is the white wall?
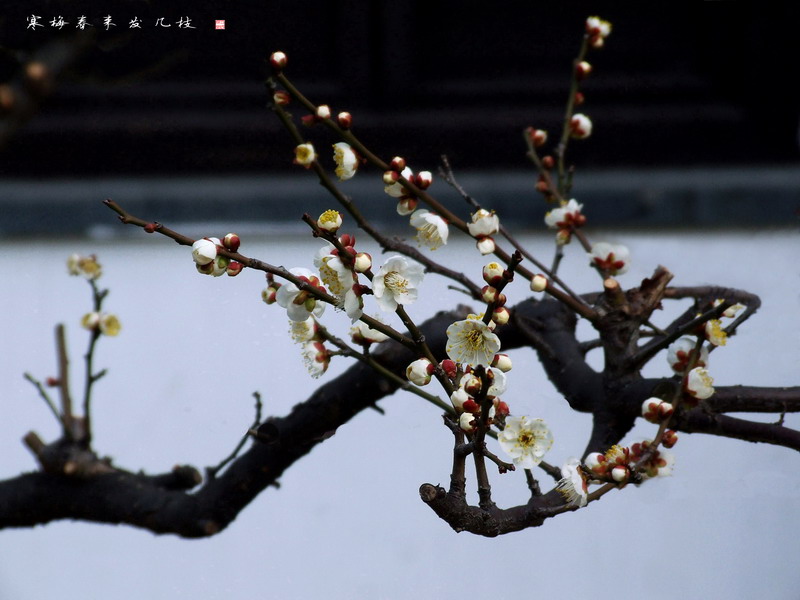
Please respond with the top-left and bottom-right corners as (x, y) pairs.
(1, 229), (798, 600)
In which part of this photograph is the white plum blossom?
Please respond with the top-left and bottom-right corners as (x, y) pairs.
(667, 336), (709, 372)
(301, 341), (329, 378)
(350, 318), (389, 345)
(317, 209), (343, 232)
(384, 167), (413, 197)
(289, 316), (318, 344)
(446, 317), (501, 367)
(544, 199), (584, 229)
(450, 387), (471, 412)
(715, 300), (746, 319)
(704, 319), (727, 347)
(275, 267), (326, 322)
(686, 367), (714, 400)
(589, 242), (630, 275)
(409, 209), (449, 250)
(497, 416), (553, 469)
(294, 142), (316, 168)
(67, 254), (102, 279)
(314, 245), (362, 321)
(332, 142), (358, 181)
(556, 457), (589, 507)
(371, 256), (424, 312)
(467, 209), (500, 238)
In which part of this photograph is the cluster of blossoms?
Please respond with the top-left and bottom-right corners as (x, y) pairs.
(67, 254), (121, 337)
(190, 234), (243, 277)
(80, 311), (121, 337)
(466, 209), (500, 255)
(544, 199), (585, 245)
(585, 441), (675, 485)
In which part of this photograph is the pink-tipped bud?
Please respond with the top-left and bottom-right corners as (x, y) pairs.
(301, 114), (317, 127)
(574, 91), (585, 106)
(270, 51), (287, 71)
(144, 222), (158, 233)
(226, 261), (243, 277)
(262, 284), (280, 304)
(481, 285), (498, 304)
(390, 156), (406, 172)
(273, 90), (290, 106)
(541, 155), (555, 169)
(337, 111), (352, 129)
(576, 61), (592, 79)
(491, 353), (512, 372)
(353, 252), (372, 273)
(464, 375), (482, 396)
(530, 274), (548, 292)
(492, 306), (510, 326)
(662, 429), (679, 448)
(611, 465), (630, 483)
(570, 113), (593, 139)
(46, 376), (60, 387)
(406, 358), (435, 386)
(315, 104), (331, 120)
(476, 237), (496, 255)
(223, 233), (241, 252)
(450, 387), (470, 411)
(527, 127), (548, 147)
(493, 399), (510, 418)
(383, 170), (399, 185)
(414, 171), (433, 189)
(461, 399), (480, 414)
(396, 197), (418, 216)
(440, 359), (458, 379)
(482, 262), (505, 286)
(459, 412), (477, 433)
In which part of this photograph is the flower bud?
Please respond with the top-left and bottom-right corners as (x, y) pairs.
(570, 113), (593, 139)
(662, 429), (679, 448)
(273, 90), (290, 106)
(223, 233), (241, 252)
(191, 238), (218, 266)
(481, 285), (498, 303)
(144, 222), (158, 233)
(383, 170), (399, 185)
(576, 61), (592, 79)
(463, 375), (482, 396)
(390, 156), (406, 171)
(482, 262), (505, 286)
(315, 104), (331, 119)
(81, 312), (100, 330)
(337, 111), (352, 129)
(450, 387), (470, 411)
(262, 284), (280, 304)
(476, 237), (496, 255)
(440, 359), (458, 379)
(611, 465), (630, 483)
(226, 261), (243, 276)
(396, 197), (418, 215)
(491, 306), (510, 326)
(459, 412), (476, 433)
(527, 128), (548, 147)
(317, 209), (343, 233)
(211, 255), (229, 277)
(491, 353), (512, 372)
(406, 358), (434, 386)
(574, 91), (585, 106)
(353, 252), (372, 273)
(530, 274), (548, 292)
(414, 171), (433, 189)
(270, 51), (287, 71)
(584, 452), (607, 476)
(493, 399), (510, 418)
